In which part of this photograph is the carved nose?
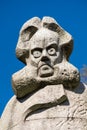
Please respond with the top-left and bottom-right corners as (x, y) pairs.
(41, 50), (49, 61)
(41, 56), (49, 61)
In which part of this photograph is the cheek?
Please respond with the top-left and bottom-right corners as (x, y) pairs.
(30, 56), (41, 67)
(50, 52), (62, 65)
(56, 51), (62, 62)
(50, 57), (58, 65)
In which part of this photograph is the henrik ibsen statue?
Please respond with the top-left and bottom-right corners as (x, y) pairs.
(1, 17), (87, 130)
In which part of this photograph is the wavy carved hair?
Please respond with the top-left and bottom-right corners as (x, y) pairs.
(16, 17), (73, 64)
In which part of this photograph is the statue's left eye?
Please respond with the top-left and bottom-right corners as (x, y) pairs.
(48, 48), (56, 56)
(33, 50), (42, 58)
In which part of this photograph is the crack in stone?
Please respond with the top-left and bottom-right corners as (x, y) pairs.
(25, 116), (87, 121)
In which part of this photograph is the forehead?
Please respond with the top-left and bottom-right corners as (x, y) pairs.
(29, 28), (59, 49)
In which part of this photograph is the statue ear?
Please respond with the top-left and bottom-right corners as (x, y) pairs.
(16, 17), (41, 64)
(59, 39), (73, 61)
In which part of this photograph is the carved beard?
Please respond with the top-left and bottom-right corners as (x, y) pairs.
(12, 61), (80, 98)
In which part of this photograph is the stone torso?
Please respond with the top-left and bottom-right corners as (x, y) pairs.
(1, 83), (87, 130)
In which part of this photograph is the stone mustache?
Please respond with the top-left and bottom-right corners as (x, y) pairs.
(1, 17), (87, 130)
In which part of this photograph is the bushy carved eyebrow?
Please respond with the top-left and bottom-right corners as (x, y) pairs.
(46, 42), (58, 49)
(30, 42), (58, 51)
(30, 46), (43, 50)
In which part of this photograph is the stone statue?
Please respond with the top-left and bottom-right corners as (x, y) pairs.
(1, 17), (87, 130)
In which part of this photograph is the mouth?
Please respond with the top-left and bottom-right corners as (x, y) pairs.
(39, 64), (50, 69)
(38, 64), (54, 77)
(38, 62), (53, 70)
(41, 65), (50, 70)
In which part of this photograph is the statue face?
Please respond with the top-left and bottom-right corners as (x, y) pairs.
(27, 28), (62, 77)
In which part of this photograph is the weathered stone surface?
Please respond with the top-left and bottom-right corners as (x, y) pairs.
(1, 83), (87, 130)
(1, 16), (87, 130)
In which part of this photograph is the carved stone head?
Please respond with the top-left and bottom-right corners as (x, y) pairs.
(12, 17), (80, 98)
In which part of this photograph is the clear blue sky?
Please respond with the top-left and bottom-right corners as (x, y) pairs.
(0, 0), (87, 116)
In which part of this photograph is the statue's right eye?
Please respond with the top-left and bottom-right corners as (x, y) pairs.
(32, 50), (42, 58)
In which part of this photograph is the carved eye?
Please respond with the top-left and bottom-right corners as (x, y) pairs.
(33, 50), (42, 58)
(48, 48), (56, 56)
